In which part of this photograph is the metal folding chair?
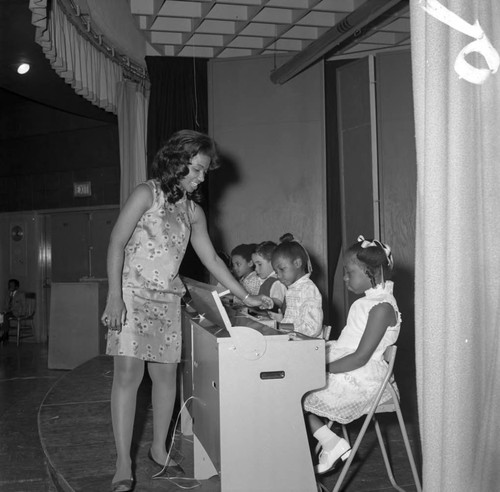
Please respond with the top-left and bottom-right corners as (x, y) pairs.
(318, 345), (422, 492)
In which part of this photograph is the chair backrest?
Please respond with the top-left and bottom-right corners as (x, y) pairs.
(321, 325), (332, 341)
(383, 344), (397, 371)
(23, 292), (36, 317)
(371, 345), (398, 414)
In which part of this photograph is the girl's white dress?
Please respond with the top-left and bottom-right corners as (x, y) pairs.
(303, 281), (400, 424)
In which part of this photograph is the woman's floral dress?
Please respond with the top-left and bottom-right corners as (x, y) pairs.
(106, 179), (196, 363)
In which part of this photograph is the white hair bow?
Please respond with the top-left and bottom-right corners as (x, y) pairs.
(357, 235), (394, 268)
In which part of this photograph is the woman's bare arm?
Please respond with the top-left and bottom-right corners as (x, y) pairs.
(101, 184), (153, 330)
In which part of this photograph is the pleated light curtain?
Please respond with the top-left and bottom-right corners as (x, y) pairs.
(29, 0), (149, 203)
(29, 0), (122, 112)
(411, 1), (500, 490)
(117, 81), (148, 206)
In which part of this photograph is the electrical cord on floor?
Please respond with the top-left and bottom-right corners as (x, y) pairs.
(152, 395), (201, 489)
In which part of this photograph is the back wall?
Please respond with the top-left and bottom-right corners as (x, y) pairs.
(207, 55), (327, 298)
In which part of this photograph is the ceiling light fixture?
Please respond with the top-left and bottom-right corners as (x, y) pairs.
(17, 63), (30, 75)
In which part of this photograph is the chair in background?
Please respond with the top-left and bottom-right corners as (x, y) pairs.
(9, 292), (36, 346)
(317, 345), (422, 492)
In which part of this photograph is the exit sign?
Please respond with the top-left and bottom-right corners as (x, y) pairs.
(74, 181), (92, 197)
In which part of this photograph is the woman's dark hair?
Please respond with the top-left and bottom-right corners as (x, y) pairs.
(231, 243), (257, 262)
(254, 241), (277, 261)
(151, 129), (220, 204)
(272, 233), (310, 272)
(346, 238), (394, 287)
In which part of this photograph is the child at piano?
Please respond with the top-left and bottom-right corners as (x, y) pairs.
(303, 236), (400, 474)
(252, 240), (287, 313)
(270, 233), (323, 337)
(230, 243), (263, 299)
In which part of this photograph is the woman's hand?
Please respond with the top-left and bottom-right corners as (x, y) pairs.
(244, 294), (273, 310)
(259, 295), (274, 310)
(101, 296), (127, 333)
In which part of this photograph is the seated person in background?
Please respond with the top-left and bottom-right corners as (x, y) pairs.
(252, 241), (287, 314)
(270, 233), (323, 337)
(0, 279), (26, 343)
(231, 244), (263, 301)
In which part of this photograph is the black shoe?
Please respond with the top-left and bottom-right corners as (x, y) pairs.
(148, 449), (185, 477)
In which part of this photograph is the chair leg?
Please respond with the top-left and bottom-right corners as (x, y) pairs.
(332, 415), (374, 492)
(394, 405), (423, 492)
(316, 482), (329, 492)
(341, 424), (349, 443)
(373, 417), (406, 492)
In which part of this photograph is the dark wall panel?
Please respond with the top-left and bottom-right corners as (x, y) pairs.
(376, 50), (417, 384)
(0, 91), (120, 212)
(336, 57), (375, 315)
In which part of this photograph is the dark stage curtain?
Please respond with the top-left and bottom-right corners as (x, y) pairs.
(145, 56), (209, 174)
(145, 56), (209, 282)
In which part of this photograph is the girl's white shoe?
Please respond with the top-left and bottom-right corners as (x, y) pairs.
(315, 438), (351, 474)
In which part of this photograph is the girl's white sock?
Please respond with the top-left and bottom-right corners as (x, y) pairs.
(313, 425), (341, 452)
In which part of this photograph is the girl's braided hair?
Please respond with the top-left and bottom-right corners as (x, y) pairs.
(347, 235), (394, 287)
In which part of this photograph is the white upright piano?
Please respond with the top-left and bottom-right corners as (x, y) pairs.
(181, 278), (326, 492)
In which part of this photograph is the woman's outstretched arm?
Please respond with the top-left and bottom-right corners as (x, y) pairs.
(190, 204), (267, 307)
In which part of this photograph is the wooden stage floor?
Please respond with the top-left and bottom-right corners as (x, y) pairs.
(2, 342), (422, 492)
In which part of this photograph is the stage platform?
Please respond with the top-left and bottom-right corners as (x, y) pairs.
(38, 355), (219, 492)
(38, 355), (420, 492)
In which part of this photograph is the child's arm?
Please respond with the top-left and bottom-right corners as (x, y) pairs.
(270, 280), (286, 308)
(327, 302), (396, 373)
(289, 296), (323, 337)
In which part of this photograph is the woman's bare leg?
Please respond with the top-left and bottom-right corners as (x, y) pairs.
(111, 355), (145, 482)
(147, 362), (178, 464)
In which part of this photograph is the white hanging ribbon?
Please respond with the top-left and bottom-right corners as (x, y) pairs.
(420, 0), (500, 85)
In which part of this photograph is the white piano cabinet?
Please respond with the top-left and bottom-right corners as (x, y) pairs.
(181, 308), (326, 492)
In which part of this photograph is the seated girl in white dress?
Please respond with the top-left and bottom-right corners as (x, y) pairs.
(303, 235), (400, 474)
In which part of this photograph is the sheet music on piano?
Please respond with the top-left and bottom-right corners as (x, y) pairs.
(182, 276), (278, 336)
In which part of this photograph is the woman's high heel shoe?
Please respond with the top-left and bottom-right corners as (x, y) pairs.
(111, 477), (134, 492)
(147, 448), (166, 468)
(148, 448), (185, 477)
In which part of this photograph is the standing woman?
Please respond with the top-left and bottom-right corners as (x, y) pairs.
(102, 130), (265, 492)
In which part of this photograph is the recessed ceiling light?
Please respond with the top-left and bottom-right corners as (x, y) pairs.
(17, 63), (30, 75)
